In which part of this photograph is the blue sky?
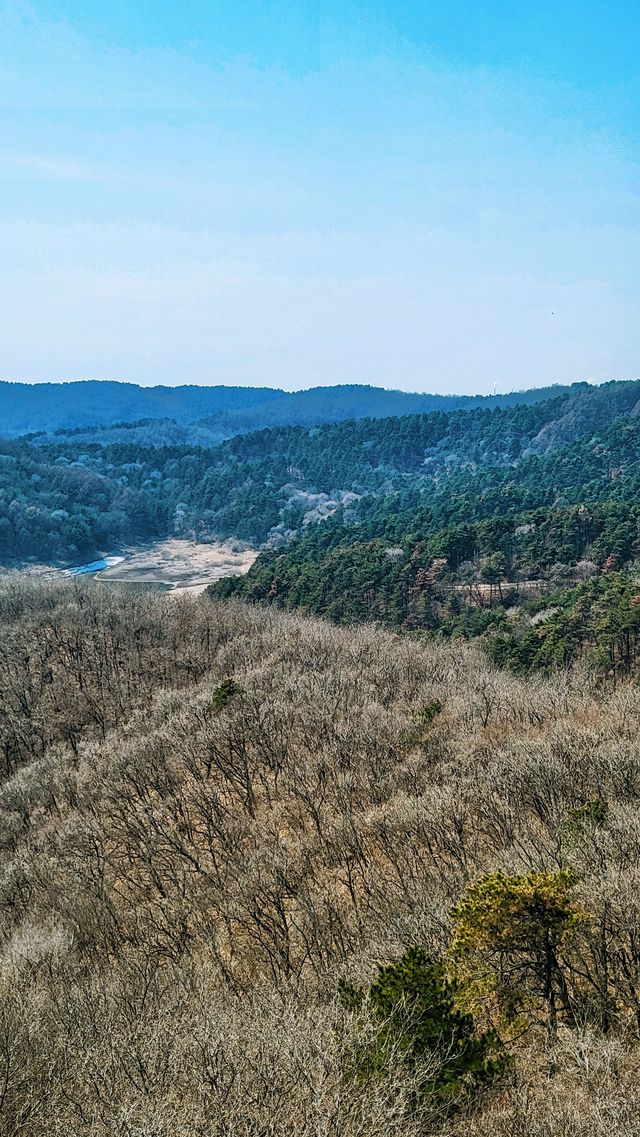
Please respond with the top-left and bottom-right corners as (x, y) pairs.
(1, 1), (639, 392)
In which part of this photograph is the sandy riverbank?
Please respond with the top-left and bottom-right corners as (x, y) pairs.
(17, 538), (258, 596)
(94, 538), (258, 595)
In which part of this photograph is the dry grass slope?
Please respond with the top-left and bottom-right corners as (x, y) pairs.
(1, 578), (640, 1133)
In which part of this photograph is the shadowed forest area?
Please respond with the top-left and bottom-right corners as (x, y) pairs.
(3, 578), (640, 1134)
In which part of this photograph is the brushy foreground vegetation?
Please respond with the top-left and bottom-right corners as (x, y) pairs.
(4, 579), (640, 1134)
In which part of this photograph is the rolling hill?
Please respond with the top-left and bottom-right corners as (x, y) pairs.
(2, 378), (592, 439)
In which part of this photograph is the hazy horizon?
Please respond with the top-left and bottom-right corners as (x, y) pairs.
(1, 1), (639, 393)
(0, 375), (607, 397)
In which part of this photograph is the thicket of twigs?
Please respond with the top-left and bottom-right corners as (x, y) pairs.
(2, 578), (640, 1134)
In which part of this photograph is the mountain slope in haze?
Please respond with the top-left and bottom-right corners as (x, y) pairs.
(195, 381), (594, 436)
(1, 378), (593, 440)
(0, 380), (284, 437)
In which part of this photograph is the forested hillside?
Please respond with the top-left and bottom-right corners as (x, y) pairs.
(3, 580), (640, 1134)
(0, 435), (214, 561)
(217, 412), (640, 596)
(6, 378), (640, 675)
(213, 381), (640, 675)
(3, 379), (637, 562)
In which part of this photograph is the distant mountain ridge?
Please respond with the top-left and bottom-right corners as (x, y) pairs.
(0, 381), (283, 437)
(1, 378), (594, 439)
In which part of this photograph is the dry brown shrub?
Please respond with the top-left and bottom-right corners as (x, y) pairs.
(2, 579), (640, 1131)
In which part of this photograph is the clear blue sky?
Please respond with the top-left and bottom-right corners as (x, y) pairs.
(1, 1), (639, 392)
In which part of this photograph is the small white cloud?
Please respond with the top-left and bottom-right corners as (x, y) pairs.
(0, 153), (110, 181)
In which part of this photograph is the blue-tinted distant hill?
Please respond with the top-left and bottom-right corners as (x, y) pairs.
(1, 378), (593, 439)
(0, 380), (284, 437)
(198, 382), (595, 435)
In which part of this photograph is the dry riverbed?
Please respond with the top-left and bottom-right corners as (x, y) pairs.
(22, 539), (258, 595)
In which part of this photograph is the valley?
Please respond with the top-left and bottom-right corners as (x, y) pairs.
(3, 378), (640, 1135)
(6, 377), (640, 677)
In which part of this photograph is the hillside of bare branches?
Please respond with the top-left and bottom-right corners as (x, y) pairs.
(2, 578), (640, 1134)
